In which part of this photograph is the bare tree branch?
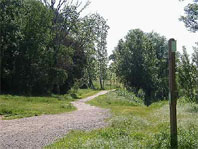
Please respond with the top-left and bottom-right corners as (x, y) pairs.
(57, 0), (67, 11)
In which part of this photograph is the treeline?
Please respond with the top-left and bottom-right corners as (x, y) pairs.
(110, 0), (198, 105)
(0, 0), (109, 95)
(178, 45), (198, 102)
(177, 0), (198, 102)
(110, 29), (168, 105)
(110, 29), (198, 105)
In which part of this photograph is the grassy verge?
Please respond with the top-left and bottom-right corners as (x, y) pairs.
(0, 89), (100, 120)
(73, 89), (100, 99)
(47, 90), (198, 149)
(93, 80), (120, 90)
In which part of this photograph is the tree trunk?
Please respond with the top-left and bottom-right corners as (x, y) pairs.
(110, 78), (112, 89)
(99, 76), (103, 89)
(145, 89), (151, 106)
(87, 69), (95, 89)
(89, 78), (95, 89)
(56, 84), (60, 94)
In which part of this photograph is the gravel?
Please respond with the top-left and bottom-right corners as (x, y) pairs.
(0, 91), (111, 149)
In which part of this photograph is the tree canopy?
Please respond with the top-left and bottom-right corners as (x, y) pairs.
(180, 0), (198, 32)
(0, 0), (109, 95)
(111, 29), (168, 105)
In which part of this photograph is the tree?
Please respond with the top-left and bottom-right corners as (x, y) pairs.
(107, 63), (118, 89)
(178, 47), (197, 101)
(76, 13), (110, 90)
(0, 0), (107, 95)
(147, 32), (169, 100)
(179, 1), (198, 102)
(94, 14), (109, 89)
(77, 14), (98, 89)
(1, 0), (109, 95)
(180, 1), (198, 32)
(192, 42), (198, 66)
(83, 44), (97, 89)
(111, 29), (168, 105)
(0, 0), (23, 94)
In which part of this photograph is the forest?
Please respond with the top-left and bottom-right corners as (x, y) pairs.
(0, 0), (109, 95)
(1, 0), (198, 106)
(1, 0), (198, 148)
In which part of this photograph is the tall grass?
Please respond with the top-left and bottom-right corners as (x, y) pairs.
(0, 89), (100, 120)
(47, 90), (198, 149)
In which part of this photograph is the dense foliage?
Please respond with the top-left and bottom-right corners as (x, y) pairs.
(178, 0), (198, 102)
(180, 0), (198, 32)
(111, 29), (168, 105)
(177, 45), (198, 102)
(0, 0), (109, 95)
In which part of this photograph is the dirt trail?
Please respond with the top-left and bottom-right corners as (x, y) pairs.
(0, 90), (110, 149)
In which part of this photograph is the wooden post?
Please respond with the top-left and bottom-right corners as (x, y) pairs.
(0, 48), (1, 94)
(168, 38), (178, 148)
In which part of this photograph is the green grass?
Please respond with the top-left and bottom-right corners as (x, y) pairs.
(93, 80), (120, 90)
(73, 89), (100, 99)
(0, 89), (100, 120)
(47, 90), (198, 149)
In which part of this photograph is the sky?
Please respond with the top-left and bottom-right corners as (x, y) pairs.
(81, 0), (197, 56)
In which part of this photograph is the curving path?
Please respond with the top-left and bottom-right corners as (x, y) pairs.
(0, 90), (110, 149)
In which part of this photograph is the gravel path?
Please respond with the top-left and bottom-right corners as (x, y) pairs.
(0, 90), (111, 149)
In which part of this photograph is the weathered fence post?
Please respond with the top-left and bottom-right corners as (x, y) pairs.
(0, 48), (1, 94)
(168, 38), (178, 148)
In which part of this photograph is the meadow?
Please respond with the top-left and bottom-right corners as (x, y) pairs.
(0, 89), (99, 120)
(47, 90), (198, 149)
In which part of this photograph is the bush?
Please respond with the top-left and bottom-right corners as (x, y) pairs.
(116, 89), (143, 104)
(137, 89), (145, 101)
